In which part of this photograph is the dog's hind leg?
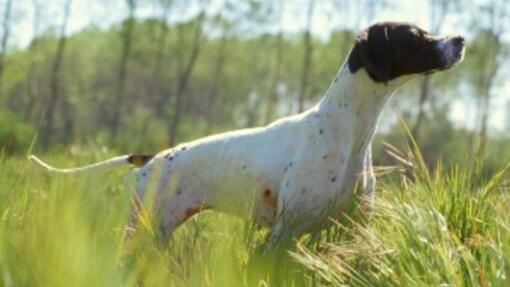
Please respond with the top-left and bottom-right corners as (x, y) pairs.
(157, 199), (208, 244)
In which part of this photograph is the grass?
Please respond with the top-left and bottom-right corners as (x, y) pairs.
(0, 142), (508, 286)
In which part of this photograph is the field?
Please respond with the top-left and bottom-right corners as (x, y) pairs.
(0, 141), (509, 287)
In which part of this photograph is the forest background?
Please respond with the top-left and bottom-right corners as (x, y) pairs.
(0, 0), (508, 172)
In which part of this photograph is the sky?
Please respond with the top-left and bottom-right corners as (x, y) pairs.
(5, 0), (459, 51)
(3, 0), (509, 132)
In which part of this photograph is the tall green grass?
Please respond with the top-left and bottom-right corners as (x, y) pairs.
(295, 136), (510, 287)
(0, 142), (508, 286)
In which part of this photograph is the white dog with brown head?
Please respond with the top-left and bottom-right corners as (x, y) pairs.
(30, 22), (465, 246)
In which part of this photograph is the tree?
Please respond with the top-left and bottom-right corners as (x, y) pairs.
(167, 6), (207, 145)
(41, 0), (73, 146)
(110, 0), (137, 141)
(412, 0), (457, 139)
(263, 0), (284, 123)
(204, 13), (232, 133)
(24, 0), (42, 122)
(297, 0), (315, 113)
(467, 0), (509, 157)
(140, 0), (173, 140)
(0, 0), (13, 98)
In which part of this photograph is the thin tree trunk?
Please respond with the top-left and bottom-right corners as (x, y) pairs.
(25, 0), (42, 122)
(476, 61), (498, 156)
(42, 0), (72, 146)
(0, 0), (13, 98)
(470, 43), (499, 161)
(297, 0), (315, 113)
(168, 11), (206, 146)
(411, 76), (431, 139)
(476, 16), (501, 156)
(204, 29), (228, 134)
(111, 0), (136, 141)
(468, 1), (506, 161)
(265, 1), (284, 123)
(264, 31), (283, 123)
(412, 0), (448, 139)
(478, 92), (489, 148)
(150, 1), (171, 116)
(61, 94), (73, 143)
(140, 2), (171, 141)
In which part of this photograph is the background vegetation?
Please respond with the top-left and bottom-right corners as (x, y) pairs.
(0, 0), (509, 286)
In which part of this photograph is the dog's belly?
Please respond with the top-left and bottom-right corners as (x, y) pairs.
(202, 166), (282, 227)
(208, 177), (280, 226)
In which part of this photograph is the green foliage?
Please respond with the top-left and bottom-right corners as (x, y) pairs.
(0, 108), (36, 154)
(0, 15), (508, 174)
(0, 17), (362, 150)
(374, 117), (510, 175)
(295, 141), (510, 287)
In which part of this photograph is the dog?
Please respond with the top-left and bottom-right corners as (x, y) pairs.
(30, 22), (464, 245)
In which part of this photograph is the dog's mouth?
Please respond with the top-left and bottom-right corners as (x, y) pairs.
(436, 36), (465, 70)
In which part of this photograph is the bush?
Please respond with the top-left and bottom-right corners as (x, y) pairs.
(0, 109), (36, 154)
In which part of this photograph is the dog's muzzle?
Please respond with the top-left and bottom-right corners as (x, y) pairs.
(436, 36), (465, 70)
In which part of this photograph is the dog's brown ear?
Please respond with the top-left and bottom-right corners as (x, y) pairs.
(349, 25), (393, 83)
(360, 25), (394, 83)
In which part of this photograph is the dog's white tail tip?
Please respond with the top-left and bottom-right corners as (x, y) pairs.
(27, 154), (138, 174)
(28, 154), (55, 172)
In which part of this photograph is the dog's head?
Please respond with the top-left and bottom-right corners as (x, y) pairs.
(348, 22), (464, 83)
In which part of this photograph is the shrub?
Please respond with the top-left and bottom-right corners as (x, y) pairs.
(0, 109), (36, 154)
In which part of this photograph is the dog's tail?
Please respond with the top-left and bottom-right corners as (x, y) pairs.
(28, 154), (154, 174)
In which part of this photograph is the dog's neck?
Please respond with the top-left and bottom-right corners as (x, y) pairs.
(315, 62), (411, 174)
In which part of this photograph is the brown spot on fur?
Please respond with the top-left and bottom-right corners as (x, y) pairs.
(127, 154), (154, 167)
(263, 189), (277, 209)
(182, 207), (200, 222)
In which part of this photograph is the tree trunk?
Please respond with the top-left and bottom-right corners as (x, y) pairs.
(471, 0), (502, 158)
(264, 1), (284, 124)
(204, 29), (228, 134)
(25, 0), (42, 122)
(140, 2), (171, 141)
(264, 32), (283, 123)
(167, 11), (206, 146)
(110, 0), (136, 141)
(412, 0), (449, 139)
(0, 0), (13, 98)
(42, 0), (72, 146)
(297, 0), (315, 113)
(476, 61), (498, 156)
(411, 76), (431, 139)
